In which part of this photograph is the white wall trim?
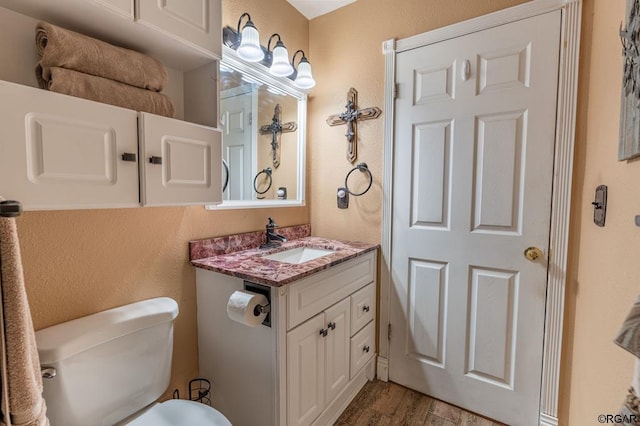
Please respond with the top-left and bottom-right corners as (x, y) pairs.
(540, 412), (560, 426)
(540, 0), (582, 422)
(377, 38), (396, 383)
(379, 0), (581, 424)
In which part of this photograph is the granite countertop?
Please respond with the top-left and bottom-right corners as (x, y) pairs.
(189, 225), (378, 287)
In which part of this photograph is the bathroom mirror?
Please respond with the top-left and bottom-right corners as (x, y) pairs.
(208, 46), (307, 209)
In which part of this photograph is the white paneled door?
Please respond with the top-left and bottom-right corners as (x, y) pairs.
(220, 87), (256, 200)
(389, 11), (561, 426)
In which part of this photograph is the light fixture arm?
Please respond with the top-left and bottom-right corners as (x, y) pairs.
(291, 49), (307, 68)
(236, 12), (252, 34)
(267, 33), (283, 52)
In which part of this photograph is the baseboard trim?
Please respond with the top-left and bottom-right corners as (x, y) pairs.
(377, 356), (389, 381)
(540, 413), (559, 426)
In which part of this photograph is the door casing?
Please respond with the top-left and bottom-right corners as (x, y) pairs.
(377, 1), (582, 425)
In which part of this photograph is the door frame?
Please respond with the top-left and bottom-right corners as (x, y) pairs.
(377, 1), (582, 425)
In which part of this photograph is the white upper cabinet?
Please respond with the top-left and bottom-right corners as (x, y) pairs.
(136, 0), (221, 57)
(0, 81), (140, 210)
(139, 113), (222, 206)
(0, 0), (223, 209)
(93, 0), (134, 19)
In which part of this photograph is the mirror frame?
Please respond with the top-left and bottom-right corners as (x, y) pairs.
(207, 46), (307, 209)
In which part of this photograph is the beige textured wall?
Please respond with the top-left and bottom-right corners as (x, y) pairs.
(307, 0), (527, 243)
(15, 0), (638, 422)
(560, 0), (640, 424)
(309, 0), (638, 425)
(16, 0), (309, 400)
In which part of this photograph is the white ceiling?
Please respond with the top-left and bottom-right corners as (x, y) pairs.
(286, 0), (356, 19)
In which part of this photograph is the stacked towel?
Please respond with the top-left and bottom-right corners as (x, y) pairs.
(0, 199), (49, 426)
(615, 295), (640, 426)
(35, 22), (175, 118)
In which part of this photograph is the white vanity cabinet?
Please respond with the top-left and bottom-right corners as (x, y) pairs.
(0, 0), (222, 209)
(195, 251), (377, 426)
(287, 298), (351, 426)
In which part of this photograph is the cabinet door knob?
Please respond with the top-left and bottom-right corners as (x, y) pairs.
(327, 322), (336, 330)
(362, 305), (370, 312)
(149, 156), (163, 165)
(363, 345), (370, 353)
(121, 152), (137, 162)
(319, 328), (328, 337)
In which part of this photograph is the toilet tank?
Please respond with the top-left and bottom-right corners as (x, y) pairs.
(36, 297), (179, 426)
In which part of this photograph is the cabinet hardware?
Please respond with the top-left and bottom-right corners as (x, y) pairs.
(363, 345), (370, 353)
(327, 322), (336, 330)
(362, 305), (370, 312)
(319, 328), (328, 337)
(121, 152), (137, 162)
(41, 366), (57, 379)
(149, 156), (163, 165)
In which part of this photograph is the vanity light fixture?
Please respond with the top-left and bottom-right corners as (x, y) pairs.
(222, 14), (315, 91)
(291, 50), (316, 89)
(233, 13), (264, 62)
(266, 34), (294, 77)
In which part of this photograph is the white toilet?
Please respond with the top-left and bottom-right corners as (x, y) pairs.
(35, 297), (231, 426)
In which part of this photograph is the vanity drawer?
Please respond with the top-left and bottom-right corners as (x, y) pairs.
(287, 251), (375, 330)
(350, 321), (375, 379)
(350, 283), (375, 336)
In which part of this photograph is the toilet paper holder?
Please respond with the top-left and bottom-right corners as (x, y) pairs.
(254, 302), (271, 315)
(244, 281), (271, 327)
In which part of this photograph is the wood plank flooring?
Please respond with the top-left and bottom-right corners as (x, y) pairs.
(335, 380), (505, 426)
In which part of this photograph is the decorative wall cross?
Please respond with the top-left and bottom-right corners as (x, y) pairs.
(259, 104), (297, 168)
(326, 87), (381, 163)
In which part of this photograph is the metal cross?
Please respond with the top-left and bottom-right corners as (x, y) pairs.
(259, 104), (297, 168)
(326, 87), (382, 163)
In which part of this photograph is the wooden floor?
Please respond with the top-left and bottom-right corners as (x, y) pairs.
(335, 380), (505, 426)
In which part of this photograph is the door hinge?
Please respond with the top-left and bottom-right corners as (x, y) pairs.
(393, 83), (398, 99)
(387, 323), (392, 340)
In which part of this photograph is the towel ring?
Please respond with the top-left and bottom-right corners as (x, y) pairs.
(345, 163), (373, 196)
(222, 159), (229, 193)
(253, 167), (273, 195)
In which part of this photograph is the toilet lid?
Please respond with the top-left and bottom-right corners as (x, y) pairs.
(127, 399), (231, 426)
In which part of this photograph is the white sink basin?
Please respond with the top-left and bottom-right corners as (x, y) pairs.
(263, 246), (335, 264)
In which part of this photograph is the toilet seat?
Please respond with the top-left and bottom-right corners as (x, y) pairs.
(126, 399), (231, 426)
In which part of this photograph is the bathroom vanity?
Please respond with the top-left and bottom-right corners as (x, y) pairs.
(190, 228), (378, 426)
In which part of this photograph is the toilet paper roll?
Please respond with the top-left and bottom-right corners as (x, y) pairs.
(226, 290), (268, 327)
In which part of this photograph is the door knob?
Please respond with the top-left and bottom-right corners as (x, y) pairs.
(524, 246), (543, 261)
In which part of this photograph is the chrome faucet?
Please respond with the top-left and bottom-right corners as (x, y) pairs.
(262, 217), (287, 248)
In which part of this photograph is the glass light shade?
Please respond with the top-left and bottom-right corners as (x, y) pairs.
(270, 43), (294, 77)
(294, 59), (315, 89)
(237, 24), (264, 62)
